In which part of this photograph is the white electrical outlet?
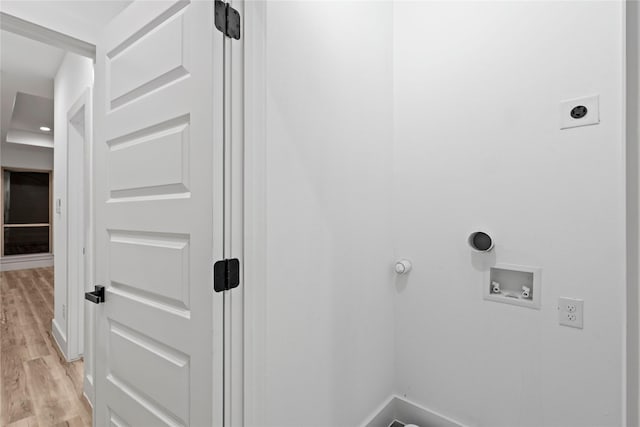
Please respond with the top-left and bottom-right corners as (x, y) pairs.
(558, 297), (583, 329)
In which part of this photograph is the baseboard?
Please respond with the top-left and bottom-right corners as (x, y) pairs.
(51, 318), (68, 360)
(361, 396), (397, 427)
(361, 395), (465, 427)
(84, 374), (94, 409)
(1, 253), (54, 271)
(82, 391), (93, 414)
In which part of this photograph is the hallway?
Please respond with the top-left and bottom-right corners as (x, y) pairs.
(0, 268), (91, 426)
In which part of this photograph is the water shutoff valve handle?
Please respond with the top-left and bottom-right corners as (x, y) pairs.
(395, 259), (412, 275)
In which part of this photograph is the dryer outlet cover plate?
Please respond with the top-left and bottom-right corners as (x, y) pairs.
(560, 95), (600, 130)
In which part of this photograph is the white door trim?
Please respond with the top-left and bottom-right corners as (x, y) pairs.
(0, 12), (96, 59)
(64, 88), (95, 409)
(65, 87), (92, 361)
(242, 1), (268, 425)
(225, 0), (246, 425)
(625, 0), (640, 425)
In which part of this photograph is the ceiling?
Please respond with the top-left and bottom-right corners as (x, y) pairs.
(34, 1), (133, 29)
(0, 1), (132, 44)
(6, 92), (55, 148)
(0, 0), (132, 152)
(0, 32), (59, 150)
(11, 92), (53, 133)
(0, 30), (66, 80)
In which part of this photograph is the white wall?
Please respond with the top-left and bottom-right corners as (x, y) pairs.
(1, 143), (53, 170)
(52, 52), (93, 360)
(258, 2), (395, 425)
(627, 0), (640, 425)
(393, 2), (626, 426)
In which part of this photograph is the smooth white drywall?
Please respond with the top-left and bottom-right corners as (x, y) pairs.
(627, 0), (640, 425)
(1, 143), (52, 170)
(393, 2), (625, 426)
(52, 52), (92, 360)
(5, 130), (54, 149)
(0, 71), (54, 168)
(259, 2), (395, 425)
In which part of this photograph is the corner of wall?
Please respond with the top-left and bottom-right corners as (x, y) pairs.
(626, 0), (640, 425)
(360, 395), (465, 427)
(51, 317), (68, 360)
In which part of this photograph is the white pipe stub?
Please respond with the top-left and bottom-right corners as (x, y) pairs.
(467, 231), (494, 252)
(395, 259), (412, 274)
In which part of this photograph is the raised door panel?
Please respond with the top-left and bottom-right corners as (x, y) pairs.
(108, 321), (189, 424)
(107, 4), (190, 109)
(108, 231), (190, 311)
(108, 116), (190, 198)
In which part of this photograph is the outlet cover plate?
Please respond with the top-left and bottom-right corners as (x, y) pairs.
(558, 297), (584, 329)
(560, 95), (599, 129)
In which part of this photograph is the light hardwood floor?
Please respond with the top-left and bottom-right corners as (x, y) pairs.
(0, 267), (91, 427)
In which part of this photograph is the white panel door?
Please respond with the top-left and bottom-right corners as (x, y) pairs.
(93, 1), (224, 426)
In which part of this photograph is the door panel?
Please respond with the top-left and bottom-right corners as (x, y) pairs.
(107, 116), (189, 195)
(107, 321), (190, 422)
(109, 14), (187, 106)
(93, 1), (224, 426)
(108, 230), (190, 310)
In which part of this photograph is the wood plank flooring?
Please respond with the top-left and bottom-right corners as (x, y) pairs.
(0, 268), (91, 427)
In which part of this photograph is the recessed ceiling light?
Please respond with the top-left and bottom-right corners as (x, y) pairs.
(40, 126), (51, 132)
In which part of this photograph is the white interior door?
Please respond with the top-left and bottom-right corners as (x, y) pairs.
(92, 1), (224, 425)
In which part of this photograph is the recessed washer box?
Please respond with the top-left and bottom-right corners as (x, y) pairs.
(484, 264), (541, 309)
(560, 95), (599, 129)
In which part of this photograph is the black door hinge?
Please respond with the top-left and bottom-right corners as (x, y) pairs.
(215, 0), (241, 40)
(214, 258), (240, 292)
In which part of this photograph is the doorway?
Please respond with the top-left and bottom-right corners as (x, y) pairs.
(64, 88), (93, 400)
(0, 34), (93, 427)
(0, 3), (123, 425)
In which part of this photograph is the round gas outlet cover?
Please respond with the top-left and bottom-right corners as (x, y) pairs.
(468, 231), (494, 252)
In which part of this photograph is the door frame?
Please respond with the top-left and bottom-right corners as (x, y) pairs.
(241, 1), (268, 425)
(626, 0), (640, 424)
(64, 87), (95, 404)
(223, 0), (247, 425)
(0, 8), (98, 405)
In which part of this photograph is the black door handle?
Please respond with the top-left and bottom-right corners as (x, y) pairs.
(85, 285), (105, 304)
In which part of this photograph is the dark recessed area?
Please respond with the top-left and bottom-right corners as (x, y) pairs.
(468, 231), (493, 252)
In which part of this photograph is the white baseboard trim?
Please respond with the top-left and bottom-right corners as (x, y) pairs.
(84, 374), (94, 408)
(1, 253), (54, 271)
(83, 391), (94, 409)
(51, 318), (68, 360)
(361, 396), (396, 427)
(361, 395), (465, 427)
